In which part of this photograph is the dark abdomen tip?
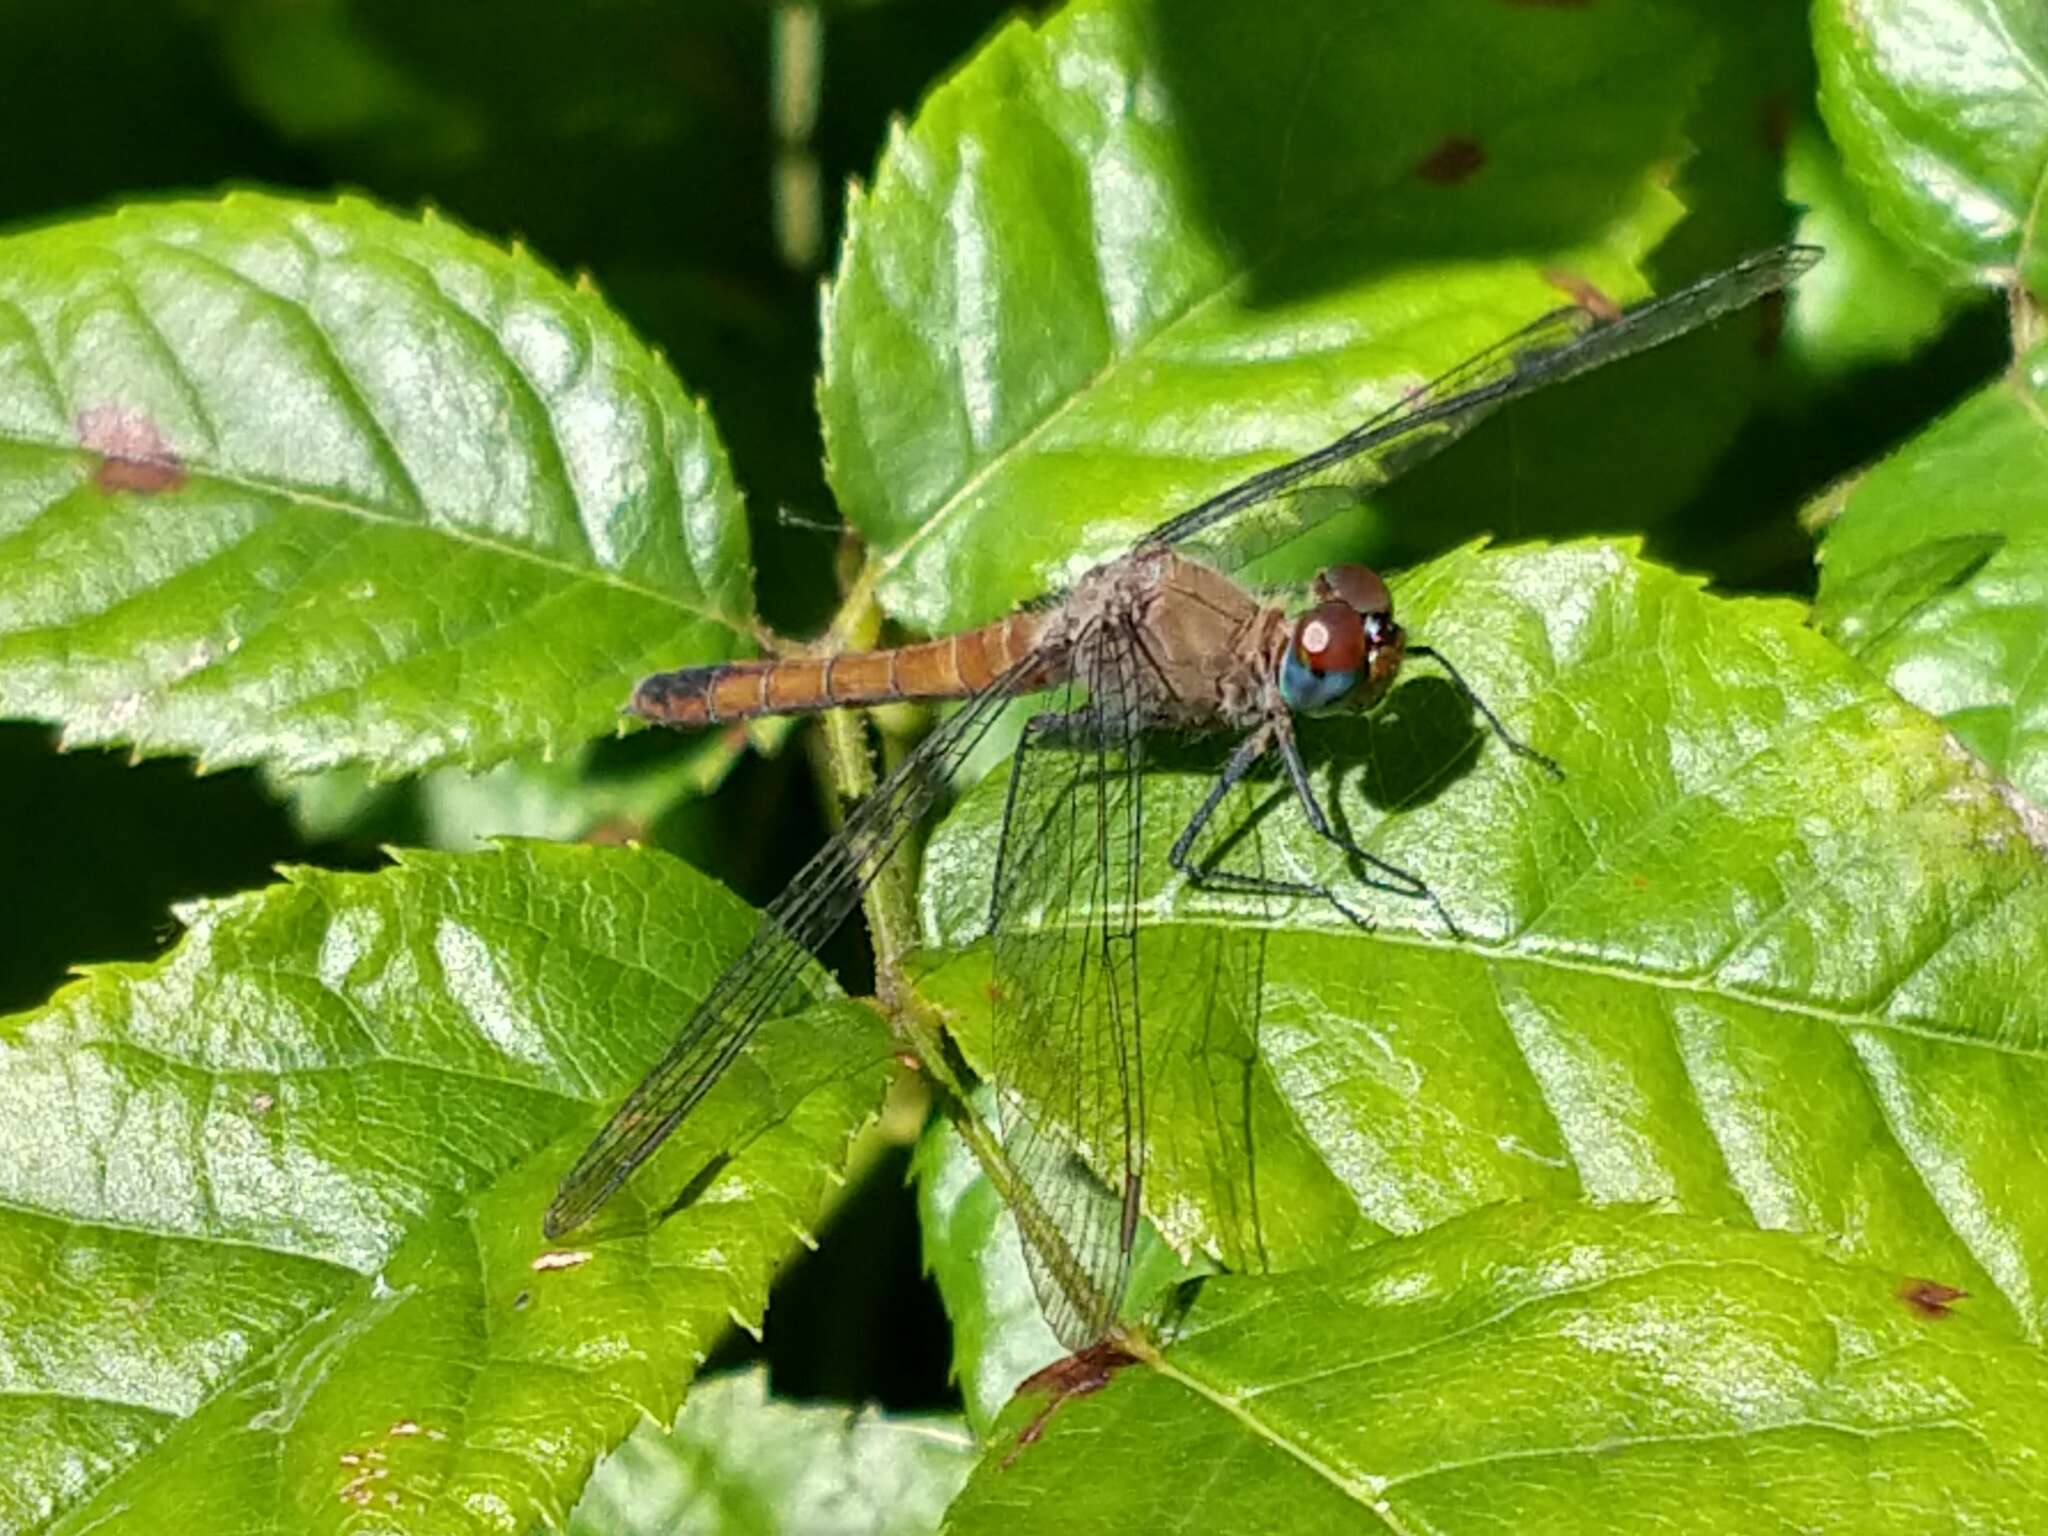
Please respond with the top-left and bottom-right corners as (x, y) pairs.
(632, 667), (719, 726)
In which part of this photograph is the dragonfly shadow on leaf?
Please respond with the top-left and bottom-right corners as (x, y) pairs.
(543, 1147), (736, 1244)
(1312, 674), (1491, 813)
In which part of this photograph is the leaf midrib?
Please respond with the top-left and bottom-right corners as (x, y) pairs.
(0, 431), (746, 636)
(947, 901), (2046, 1057)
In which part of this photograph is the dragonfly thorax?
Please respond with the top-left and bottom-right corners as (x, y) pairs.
(1277, 563), (1405, 715)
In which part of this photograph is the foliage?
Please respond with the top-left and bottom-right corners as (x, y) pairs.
(0, 0), (2042, 1531)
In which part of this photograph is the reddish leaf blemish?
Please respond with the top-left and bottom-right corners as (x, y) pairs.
(1543, 268), (1623, 323)
(1003, 1340), (1138, 1467)
(78, 405), (187, 495)
(1899, 1278), (1968, 1318)
(1415, 136), (1485, 186)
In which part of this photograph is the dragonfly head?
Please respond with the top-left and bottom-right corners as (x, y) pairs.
(1278, 564), (1405, 715)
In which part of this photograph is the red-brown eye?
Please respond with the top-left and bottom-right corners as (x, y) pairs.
(1313, 563), (1391, 617)
(1292, 601), (1366, 673)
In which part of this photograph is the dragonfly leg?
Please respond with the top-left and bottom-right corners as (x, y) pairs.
(1405, 644), (1563, 780)
(1167, 723), (1376, 930)
(1272, 712), (1464, 938)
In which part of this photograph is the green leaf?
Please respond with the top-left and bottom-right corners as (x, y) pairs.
(912, 1095), (1195, 1438)
(917, 542), (2048, 1368)
(0, 842), (893, 1533)
(949, 1204), (2048, 1533)
(820, 0), (1712, 634)
(0, 192), (753, 779)
(1367, 3), (1819, 578)
(1814, 0), (2048, 298)
(1813, 343), (2048, 806)
(568, 1368), (976, 1536)
(1784, 121), (1972, 374)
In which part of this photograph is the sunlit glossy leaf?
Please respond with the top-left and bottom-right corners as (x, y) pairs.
(0, 842), (892, 1533)
(0, 193), (753, 778)
(1813, 342), (2048, 807)
(918, 542), (2048, 1384)
(821, 0), (1712, 633)
(1814, 0), (2048, 296)
(948, 1204), (2048, 1534)
(568, 1368), (976, 1536)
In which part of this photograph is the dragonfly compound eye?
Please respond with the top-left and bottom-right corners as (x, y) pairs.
(1313, 563), (1391, 618)
(1280, 601), (1366, 712)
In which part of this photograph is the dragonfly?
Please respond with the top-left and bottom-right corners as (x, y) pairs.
(545, 244), (1822, 1361)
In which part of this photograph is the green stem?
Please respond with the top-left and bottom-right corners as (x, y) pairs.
(812, 556), (1114, 1346)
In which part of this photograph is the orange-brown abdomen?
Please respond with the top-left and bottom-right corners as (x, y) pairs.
(633, 611), (1050, 727)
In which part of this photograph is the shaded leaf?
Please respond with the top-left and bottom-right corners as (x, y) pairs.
(0, 192), (752, 778)
(821, 0), (1711, 633)
(1813, 342), (2048, 807)
(949, 1204), (2048, 1533)
(1814, 0), (2048, 297)
(917, 542), (2048, 1381)
(1366, 0), (1818, 577)
(202, 0), (777, 277)
(569, 1368), (976, 1536)
(0, 842), (893, 1533)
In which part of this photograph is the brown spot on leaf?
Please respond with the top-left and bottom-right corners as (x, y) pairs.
(1543, 268), (1623, 323)
(1415, 136), (1485, 186)
(513, 1289), (532, 1311)
(1899, 1278), (1967, 1318)
(78, 405), (187, 495)
(1501, 0), (1594, 8)
(249, 1090), (275, 1116)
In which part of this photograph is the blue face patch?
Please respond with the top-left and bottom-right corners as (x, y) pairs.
(1280, 648), (1360, 713)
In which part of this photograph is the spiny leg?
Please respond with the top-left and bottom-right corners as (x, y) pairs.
(1167, 723), (1376, 930)
(1271, 711), (1463, 938)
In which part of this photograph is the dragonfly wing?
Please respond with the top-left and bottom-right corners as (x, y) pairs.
(990, 612), (1149, 1351)
(544, 652), (1043, 1238)
(1144, 244), (1822, 571)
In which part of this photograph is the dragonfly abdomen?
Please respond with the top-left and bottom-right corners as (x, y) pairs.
(633, 610), (1052, 727)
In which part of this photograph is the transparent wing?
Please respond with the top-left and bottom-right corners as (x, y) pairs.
(544, 652), (1045, 1238)
(1142, 245), (1822, 571)
(989, 614), (1148, 1350)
